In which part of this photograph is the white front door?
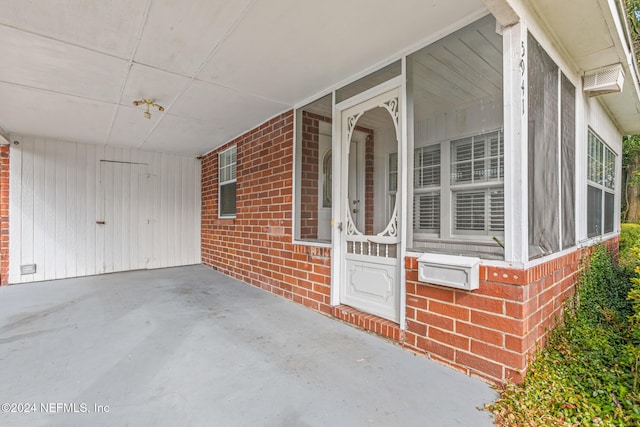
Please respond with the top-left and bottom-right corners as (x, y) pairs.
(339, 88), (401, 322)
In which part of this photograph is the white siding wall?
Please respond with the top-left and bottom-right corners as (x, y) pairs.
(8, 135), (201, 284)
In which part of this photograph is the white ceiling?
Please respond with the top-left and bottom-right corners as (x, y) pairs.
(0, 0), (488, 155)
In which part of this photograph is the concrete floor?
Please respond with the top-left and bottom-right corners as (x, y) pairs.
(0, 265), (496, 427)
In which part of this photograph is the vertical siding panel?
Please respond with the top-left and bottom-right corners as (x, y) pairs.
(121, 150), (131, 271)
(20, 137), (35, 283)
(95, 145), (106, 274)
(174, 156), (183, 265)
(54, 141), (67, 279)
(43, 140), (56, 281)
(65, 142), (77, 278)
(33, 137), (46, 282)
(145, 151), (155, 268)
(152, 151), (162, 269)
(86, 143), (97, 276)
(102, 146), (113, 273)
(133, 161), (143, 270)
(168, 155), (177, 266)
(195, 157), (202, 263)
(160, 154), (169, 267)
(189, 156), (196, 264)
(184, 156), (194, 264)
(130, 155), (139, 270)
(11, 138), (206, 282)
(75, 143), (87, 277)
(8, 139), (22, 283)
(113, 161), (123, 272)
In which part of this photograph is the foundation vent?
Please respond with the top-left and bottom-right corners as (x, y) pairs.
(21, 264), (36, 275)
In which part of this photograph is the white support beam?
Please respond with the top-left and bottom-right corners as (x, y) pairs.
(482, 0), (520, 27)
(503, 20), (528, 265)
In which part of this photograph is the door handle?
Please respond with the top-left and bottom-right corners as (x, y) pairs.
(96, 221), (105, 225)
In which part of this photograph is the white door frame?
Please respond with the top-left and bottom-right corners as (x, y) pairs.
(330, 76), (404, 323)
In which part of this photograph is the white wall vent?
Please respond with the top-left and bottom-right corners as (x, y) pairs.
(583, 63), (624, 97)
(417, 253), (480, 291)
(20, 264), (36, 275)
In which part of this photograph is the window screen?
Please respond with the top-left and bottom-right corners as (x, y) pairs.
(561, 73), (576, 249)
(294, 94), (333, 242)
(528, 33), (560, 258)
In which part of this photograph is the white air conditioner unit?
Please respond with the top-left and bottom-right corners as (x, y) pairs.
(583, 63), (625, 97)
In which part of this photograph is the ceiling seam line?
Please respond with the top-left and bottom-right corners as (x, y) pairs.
(138, 0), (258, 149)
(105, 0), (153, 147)
(0, 23), (132, 62)
(0, 80), (120, 104)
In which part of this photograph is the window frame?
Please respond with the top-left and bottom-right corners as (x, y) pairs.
(219, 145), (237, 219)
(586, 129), (616, 237)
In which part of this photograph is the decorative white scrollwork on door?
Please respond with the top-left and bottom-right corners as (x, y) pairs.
(344, 96), (400, 258)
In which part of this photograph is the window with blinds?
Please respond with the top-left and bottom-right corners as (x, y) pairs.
(413, 145), (440, 234)
(219, 146), (237, 217)
(451, 131), (503, 185)
(412, 131), (504, 238)
(450, 131), (504, 235)
(414, 192), (440, 232)
(587, 131), (616, 236)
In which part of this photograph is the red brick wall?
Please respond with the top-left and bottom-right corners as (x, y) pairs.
(364, 134), (374, 235)
(404, 238), (618, 383)
(299, 111), (320, 239)
(201, 111), (333, 313)
(200, 108), (618, 385)
(0, 145), (8, 286)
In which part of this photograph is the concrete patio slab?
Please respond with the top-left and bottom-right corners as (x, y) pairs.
(0, 265), (496, 426)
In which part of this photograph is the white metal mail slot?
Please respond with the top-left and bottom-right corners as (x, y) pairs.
(417, 253), (480, 291)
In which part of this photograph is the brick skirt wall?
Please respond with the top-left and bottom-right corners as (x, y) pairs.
(404, 237), (617, 383)
(201, 108), (618, 385)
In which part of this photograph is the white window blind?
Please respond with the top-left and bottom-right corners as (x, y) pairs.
(450, 130), (504, 235)
(413, 145), (441, 234)
(451, 131), (503, 184)
(414, 191), (440, 232)
(413, 131), (504, 238)
(415, 145), (440, 187)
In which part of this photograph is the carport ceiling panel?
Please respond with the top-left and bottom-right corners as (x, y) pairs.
(0, 25), (129, 103)
(196, 0), (487, 104)
(142, 114), (237, 155)
(133, 0), (253, 75)
(0, 83), (114, 145)
(108, 106), (161, 148)
(171, 80), (287, 125)
(120, 64), (190, 110)
(0, 0), (146, 58)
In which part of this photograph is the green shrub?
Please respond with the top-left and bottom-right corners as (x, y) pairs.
(577, 246), (634, 325)
(620, 223), (640, 269)
(489, 245), (640, 426)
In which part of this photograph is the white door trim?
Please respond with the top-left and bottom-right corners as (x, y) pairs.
(330, 85), (403, 323)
